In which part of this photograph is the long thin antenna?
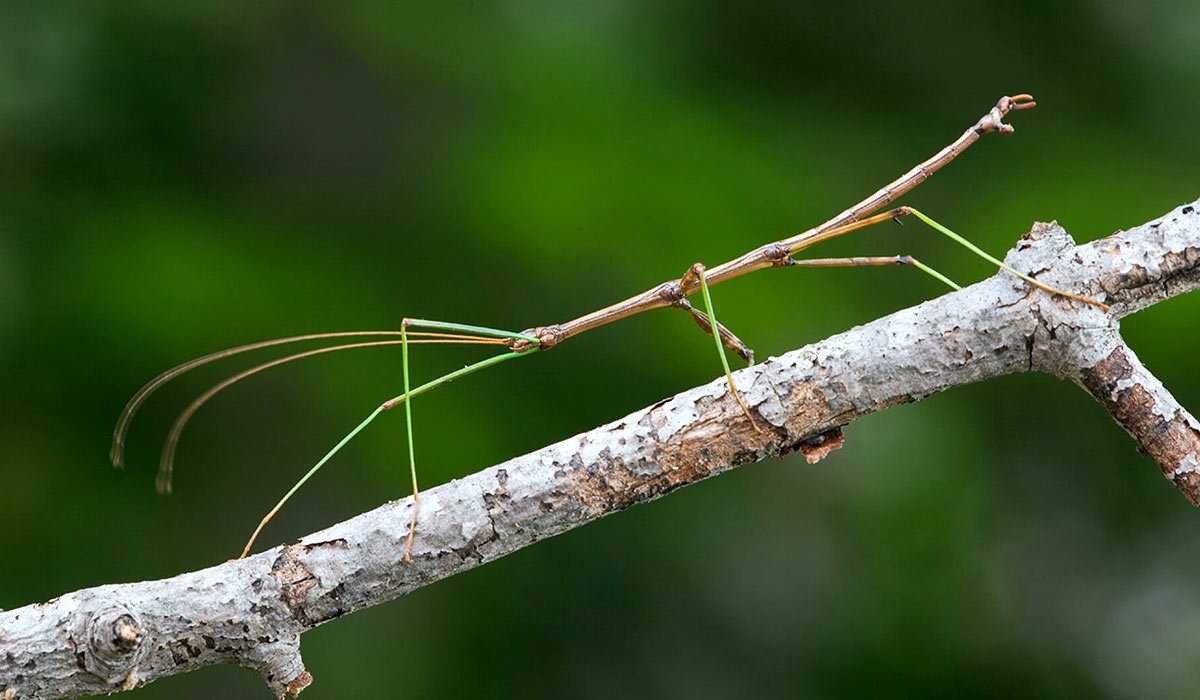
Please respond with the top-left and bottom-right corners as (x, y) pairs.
(155, 337), (506, 494)
(111, 331), (410, 469)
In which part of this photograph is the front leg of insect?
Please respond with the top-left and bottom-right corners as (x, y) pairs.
(321, 319), (542, 563)
(399, 320), (417, 563)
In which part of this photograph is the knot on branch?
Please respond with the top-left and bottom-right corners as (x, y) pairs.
(76, 603), (147, 688)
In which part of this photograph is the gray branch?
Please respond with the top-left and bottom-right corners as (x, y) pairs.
(3, 200), (1198, 700)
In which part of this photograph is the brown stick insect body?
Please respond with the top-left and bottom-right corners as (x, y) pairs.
(111, 94), (1108, 562)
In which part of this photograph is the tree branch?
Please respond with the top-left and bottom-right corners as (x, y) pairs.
(2, 200), (1198, 700)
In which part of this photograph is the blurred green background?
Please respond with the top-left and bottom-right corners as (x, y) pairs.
(2, 1), (1199, 698)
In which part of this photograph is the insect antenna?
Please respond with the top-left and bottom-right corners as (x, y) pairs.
(110, 331), (419, 469)
(155, 335), (508, 494)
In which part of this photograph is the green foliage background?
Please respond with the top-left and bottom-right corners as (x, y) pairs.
(2, 2), (1199, 698)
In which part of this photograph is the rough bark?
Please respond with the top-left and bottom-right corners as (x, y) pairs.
(2, 199), (1198, 700)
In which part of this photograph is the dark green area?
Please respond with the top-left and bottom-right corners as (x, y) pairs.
(2, 2), (1199, 698)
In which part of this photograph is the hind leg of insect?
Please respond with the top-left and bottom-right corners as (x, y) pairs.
(781, 207), (1107, 310)
(237, 319), (541, 560)
(898, 208), (1108, 310)
(785, 254), (962, 290)
(671, 207), (1108, 433)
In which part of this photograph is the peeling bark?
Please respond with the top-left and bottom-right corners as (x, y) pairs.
(2, 199), (1198, 699)
(1078, 346), (1200, 503)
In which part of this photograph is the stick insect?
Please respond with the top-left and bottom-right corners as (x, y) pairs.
(110, 94), (1108, 562)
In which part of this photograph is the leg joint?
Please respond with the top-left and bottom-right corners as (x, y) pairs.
(764, 243), (792, 267)
(657, 280), (687, 307)
(661, 262), (708, 306)
(513, 325), (567, 352)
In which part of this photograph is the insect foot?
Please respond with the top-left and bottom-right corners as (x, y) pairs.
(974, 93), (1036, 135)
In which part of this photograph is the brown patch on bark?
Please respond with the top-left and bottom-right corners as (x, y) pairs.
(1080, 347), (1200, 505)
(1172, 470), (1200, 505)
(1024, 221), (1059, 239)
(120, 666), (138, 691)
(1156, 245), (1200, 289)
(560, 376), (851, 514)
(269, 548), (319, 622)
(781, 381), (835, 434)
(796, 428), (845, 464)
(284, 670), (313, 698)
(567, 399), (770, 514)
(1097, 246), (1200, 308)
(1081, 346), (1134, 386)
